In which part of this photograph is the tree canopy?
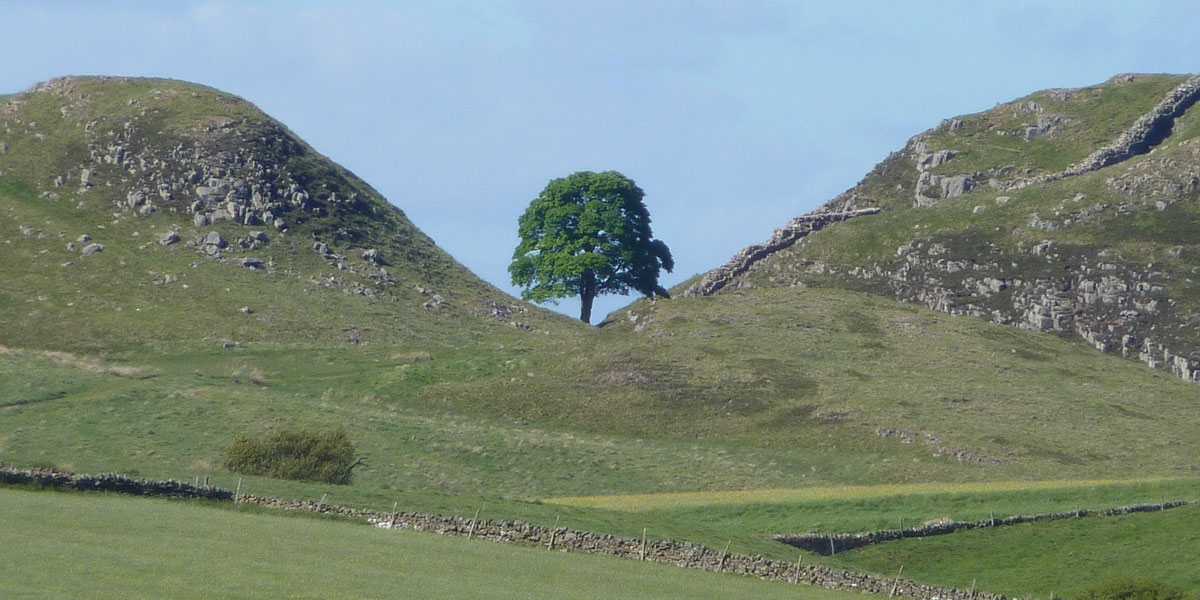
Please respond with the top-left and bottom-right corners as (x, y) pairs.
(509, 171), (674, 324)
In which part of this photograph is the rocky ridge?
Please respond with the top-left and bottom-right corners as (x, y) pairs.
(0, 76), (539, 336)
(686, 74), (1200, 384)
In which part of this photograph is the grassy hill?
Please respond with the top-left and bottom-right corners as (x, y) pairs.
(688, 73), (1200, 387)
(5, 74), (1200, 597)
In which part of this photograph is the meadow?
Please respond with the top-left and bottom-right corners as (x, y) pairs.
(0, 487), (859, 600)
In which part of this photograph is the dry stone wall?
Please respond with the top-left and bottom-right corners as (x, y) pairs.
(0, 467), (232, 500)
(999, 74), (1200, 192)
(683, 208), (880, 297)
(245, 494), (1009, 600)
(0, 467), (1005, 599)
(776, 501), (1191, 555)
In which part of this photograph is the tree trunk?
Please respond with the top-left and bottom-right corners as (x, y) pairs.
(580, 270), (596, 324)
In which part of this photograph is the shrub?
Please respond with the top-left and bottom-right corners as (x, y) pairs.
(224, 429), (362, 485)
(1078, 577), (1187, 600)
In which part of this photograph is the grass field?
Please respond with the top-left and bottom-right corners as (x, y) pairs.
(828, 504), (1200, 599)
(547, 477), (1194, 511)
(0, 487), (859, 600)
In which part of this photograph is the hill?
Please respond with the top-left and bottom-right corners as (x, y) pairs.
(7, 72), (1200, 597)
(683, 73), (1200, 385)
(4, 74), (1200, 500)
(0, 76), (572, 354)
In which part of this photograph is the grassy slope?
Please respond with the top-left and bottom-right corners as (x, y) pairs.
(0, 488), (859, 600)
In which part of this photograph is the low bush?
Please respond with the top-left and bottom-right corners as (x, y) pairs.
(224, 429), (362, 485)
(1078, 577), (1187, 600)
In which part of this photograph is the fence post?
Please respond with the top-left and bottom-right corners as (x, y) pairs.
(235, 477), (242, 501)
(717, 541), (731, 572)
(791, 553), (803, 584)
(829, 535), (836, 556)
(889, 565), (904, 598)
(467, 508), (480, 539)
(390, 501), (399, 529)
(547, 515), (560, 550)
(640, 528), (647, 561)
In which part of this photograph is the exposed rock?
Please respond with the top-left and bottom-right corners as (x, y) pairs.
(80, 243), (104, 256)
(241, 257), (265, 270)
(193, 212), (209, 227)
(204, 231), (226, 249)
(158, 232), (180, 246)
(940, 175), (973, 198)
(362, 248), (382, 264)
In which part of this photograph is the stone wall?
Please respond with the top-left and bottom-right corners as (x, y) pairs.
(776, 501), (1190, 555)
(682, 208), (880, 297)
(0, 467), (1007, 599)
(243, 494), (1008, 600)
(1000, 74), (1200, 191)
(0, 467), (232, 500)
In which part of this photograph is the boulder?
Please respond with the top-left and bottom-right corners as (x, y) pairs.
(205, 231), (226, 249)
(81, 243), (104, 256)
(158, 232), (180, 246)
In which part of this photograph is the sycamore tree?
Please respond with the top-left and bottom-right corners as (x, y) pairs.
(509, 171), (674, 324)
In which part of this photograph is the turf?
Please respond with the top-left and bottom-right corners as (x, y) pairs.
(827, 503), (1200, 598)
(0, 487), (859, 600)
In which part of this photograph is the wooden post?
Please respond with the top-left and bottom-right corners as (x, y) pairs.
(990, 511), (995, 527)
(194, 476), (199, 487)
(970, 578), (977, 597)
(318, 492), (328, 511)
(389, 501), (399, 529)
(889, 565), (904, 598)
(235, 477), (242, 501)
(717, 541), (731, 572)
(467, 508), (480, 539)
(204, 475), (209, 487)
(829, 535), (836, 556)
(899, 516), (904, 535)
(640, 528), (647, 561)
(791, 553), (803, 584)
(547, 516), (560, 550)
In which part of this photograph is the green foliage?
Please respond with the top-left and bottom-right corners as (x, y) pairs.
(1079, 577), (1188, 600)
(510, 171), (673, 323)
(224, 429), (362, 485)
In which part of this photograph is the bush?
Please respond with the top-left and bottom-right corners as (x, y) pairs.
(224, 429), (362, 485)
(1078, 577), (1187, 600)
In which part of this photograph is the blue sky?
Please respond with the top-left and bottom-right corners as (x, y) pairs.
(3, 1), (1197, 321)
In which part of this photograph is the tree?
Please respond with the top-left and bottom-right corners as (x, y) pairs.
(509, 171), (674, 324)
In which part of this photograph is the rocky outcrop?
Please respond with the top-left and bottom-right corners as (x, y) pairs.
(683, 208), (880, 297)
